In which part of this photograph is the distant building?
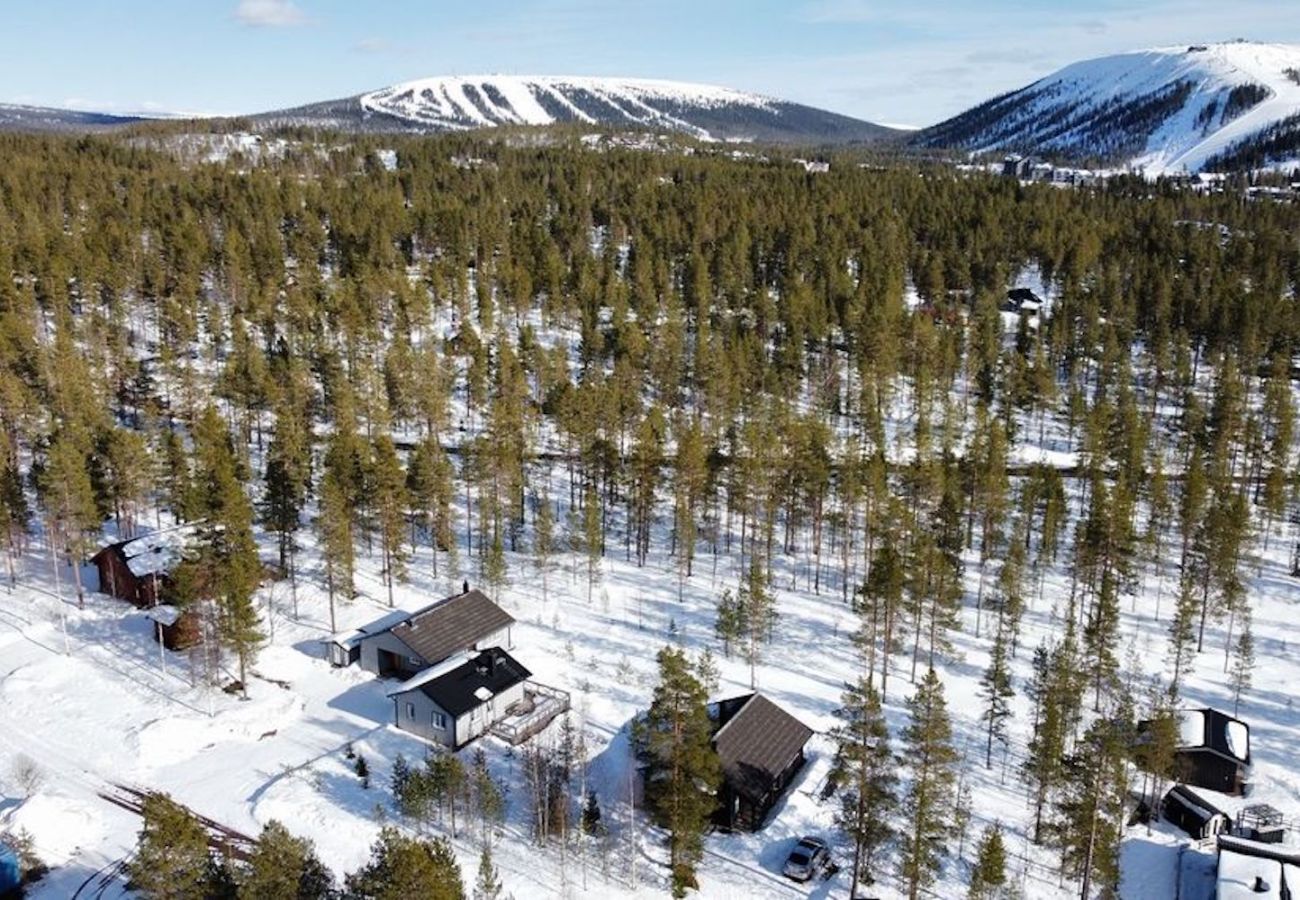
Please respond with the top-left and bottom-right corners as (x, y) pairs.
(389, 648), (530, 748)
(337, 588), (515, 678)
(710, 693), (813, 832)
(1002, 154), (1034, 179)
(1002, 287), (1044, 315)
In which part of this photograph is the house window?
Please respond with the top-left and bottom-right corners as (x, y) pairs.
(405, 702), (415, 719)
(432, 712), (447, 729)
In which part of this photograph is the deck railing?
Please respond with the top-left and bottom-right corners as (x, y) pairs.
(491, 681), (571, 745)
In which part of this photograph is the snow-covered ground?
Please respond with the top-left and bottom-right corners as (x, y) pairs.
(1, 428), (1298, 900)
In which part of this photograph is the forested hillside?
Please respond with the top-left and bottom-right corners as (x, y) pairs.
(1, 129), (1299, 898)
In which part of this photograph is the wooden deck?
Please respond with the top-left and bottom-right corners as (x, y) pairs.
(490, 681), (570, 745)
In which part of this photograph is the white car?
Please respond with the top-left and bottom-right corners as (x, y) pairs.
(782, 836), (830, 882)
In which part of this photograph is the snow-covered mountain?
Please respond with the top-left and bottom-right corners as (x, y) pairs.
(0, 102), (142, 132)
(254, 75), (894, 144)
(915, 41), (1300, 173)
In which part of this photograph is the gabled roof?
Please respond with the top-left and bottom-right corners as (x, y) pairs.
(392, 648), (530, 718)
(387, 589), (514, 666)
(93, 524), (201, 579)
(712, 693), (813, 801)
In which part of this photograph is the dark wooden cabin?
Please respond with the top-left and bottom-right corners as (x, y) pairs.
(1162, 784), (1231, 840)
(1174, 708), (1252, 796)
(91, 527), (196, 608)
(711, 693), (813, 832)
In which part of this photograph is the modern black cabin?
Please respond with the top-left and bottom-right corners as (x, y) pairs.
(710, 693), (813, 832)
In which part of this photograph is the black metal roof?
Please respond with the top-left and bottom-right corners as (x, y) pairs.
(713, 693), (813, 801)
(395, 648), (530, 718)
(387, 589), (514, 666)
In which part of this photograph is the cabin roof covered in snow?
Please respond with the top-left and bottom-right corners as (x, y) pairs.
(1216, 836), (1300, 900)
(98, 525), (201, 579)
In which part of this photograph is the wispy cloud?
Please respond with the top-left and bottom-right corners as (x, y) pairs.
(353, 37), (391, 53)
(234, 0), (307, 28)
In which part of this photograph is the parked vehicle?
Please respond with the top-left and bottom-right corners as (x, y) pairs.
(782, 836), (830, 882)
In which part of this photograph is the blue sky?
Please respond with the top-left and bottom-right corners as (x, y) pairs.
(4, 0), (1299, 126)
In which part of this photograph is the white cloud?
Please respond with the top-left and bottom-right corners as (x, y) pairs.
(234, 0), (307, 28)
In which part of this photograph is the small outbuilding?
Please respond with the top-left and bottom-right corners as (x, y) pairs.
(710, 693), (813, 832)
(1174, 708), (1252, 796)
(352, 588), (515, 679)
(389, 647), (529, 748)
(1162, 784), (1231, 840)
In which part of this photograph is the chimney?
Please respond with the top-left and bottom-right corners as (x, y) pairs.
(1254, 875), (1269, 893)
(463, 579), (469, 595)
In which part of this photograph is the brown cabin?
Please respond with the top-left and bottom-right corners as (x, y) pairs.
(91, 527), (196, 608)
(711, 693), (813, 832)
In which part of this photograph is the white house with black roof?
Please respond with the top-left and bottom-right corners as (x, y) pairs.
(389, 647), (530, 747)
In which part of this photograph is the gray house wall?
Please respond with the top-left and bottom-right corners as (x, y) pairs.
(475, 624), (512, 652)
(392, 680), (527, 748)
(359, 631), (423, 676)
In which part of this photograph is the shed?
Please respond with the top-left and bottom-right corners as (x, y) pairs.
(354, 588), (514, 678)
(710, 693), (813, 832)
(389, 647), (530, 748)
(1175, 708), (1251, 796)
(1162, 784), (1231, 840)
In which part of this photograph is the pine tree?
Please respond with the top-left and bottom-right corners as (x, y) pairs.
(191, 405), (263, 697)
(638, 646), (721, 898)
(900, 668), (958, 900)
(40, 426), (99, 607)
(831, 677), (896, 894)
(967, 824), (1007, 900)
(238, 820), (333, 900)
(739, 553), (777, 688)
(1047, 711), (1133, 899)
(1229, 609), (1255, 716)
(532, 489), (555, 603)
(472, 846), (505, 900)
(345, 827), (464, 900)
(979, 619), (1015, 768)
(128, 793), (214, 900)
(371, 435), (409, 608)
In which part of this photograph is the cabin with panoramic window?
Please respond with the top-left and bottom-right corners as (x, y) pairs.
(710, 693), (813, 832)
(388, 648), (529, 748)
(1174, 708), (1252, 796)
(345, 588), (515, 678)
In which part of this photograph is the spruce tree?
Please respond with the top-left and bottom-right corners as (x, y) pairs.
(831, 677), (896, 894)
(639, 646), (721, 898)
(238, 820), (333, 900)
(900, 668), (958, 900)
(472, 846), (505, 900)
(129, 793), (214, 900)
(967, 824), (1007, 900)
(345, 827), (464, 900)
